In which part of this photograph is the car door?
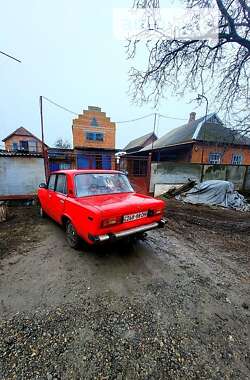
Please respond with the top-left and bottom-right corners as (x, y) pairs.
(43, 174), (57, 217)
(51, 174), (68, 223)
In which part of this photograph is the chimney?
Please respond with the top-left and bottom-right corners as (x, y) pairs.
(188, 112), (196, 124)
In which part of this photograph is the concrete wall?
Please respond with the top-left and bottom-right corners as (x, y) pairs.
(150, 162), (202, 192)
(150, 161), (250, 194)
(0, 156), (45, 196)
(244, 167), (250, 191)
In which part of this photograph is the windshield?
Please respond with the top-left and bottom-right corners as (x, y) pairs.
(75, 173), (134, 197)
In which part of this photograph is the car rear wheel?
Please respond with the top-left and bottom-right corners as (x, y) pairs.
(66, 221), (80, 249)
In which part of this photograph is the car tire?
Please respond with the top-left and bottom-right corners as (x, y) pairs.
(66, 221), (80, 249)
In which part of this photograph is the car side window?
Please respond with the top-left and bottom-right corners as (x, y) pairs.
(48, 174), (56, 190)
(55, 174), (67, 195)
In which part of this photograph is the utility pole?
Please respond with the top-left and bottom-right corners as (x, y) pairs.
(196, 94), (208, 182)
(152, 113), (157, 150)
(39, 96), (49, 182)
(196, 94), (208, 165)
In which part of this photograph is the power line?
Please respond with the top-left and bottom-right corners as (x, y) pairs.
(159, 113), (186, 121)
(42, 96), (186, 125)
(0, 50), (21, 63)
(42, 96), (155, 124)
(116, 113), (154, 123)
(42, 96), (78, 116)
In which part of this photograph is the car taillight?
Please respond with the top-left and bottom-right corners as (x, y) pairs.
(101, 217), (122, 228)
(154, 209), (162, 215)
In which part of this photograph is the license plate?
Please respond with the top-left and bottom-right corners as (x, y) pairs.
(123, 211), (148, 222)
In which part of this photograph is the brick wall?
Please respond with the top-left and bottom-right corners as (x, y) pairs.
(4, 135), (43, 152)
(72, 106), (116, 149)
(191, 143), (250, 165)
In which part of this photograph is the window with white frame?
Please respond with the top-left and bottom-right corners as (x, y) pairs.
(231, 154), (243, 165)
(28, 140), (37, 152)
(59, 162), (71, 170)
(12, 142), (18, 150)
(208, 152), (221, 164)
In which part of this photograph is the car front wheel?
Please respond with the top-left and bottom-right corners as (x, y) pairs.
(66, 221), (80, 249)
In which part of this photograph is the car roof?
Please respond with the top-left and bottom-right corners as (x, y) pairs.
(50, 169), (124, 175)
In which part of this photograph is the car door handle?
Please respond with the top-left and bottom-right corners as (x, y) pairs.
(49, 194), (52, 198)
(60, 199), (64, 204)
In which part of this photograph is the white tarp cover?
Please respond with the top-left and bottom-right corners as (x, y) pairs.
(176, 180), (250, 212)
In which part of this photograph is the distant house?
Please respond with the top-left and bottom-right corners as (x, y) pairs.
(48, 147), (75, 172)
(140, 112), (250, 165)
(124, 132), (157, 154)
(72, 106), (117, 169)
(2, 127), (47, 153)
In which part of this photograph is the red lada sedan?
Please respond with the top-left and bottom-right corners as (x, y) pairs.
(38, 170), (165, 248)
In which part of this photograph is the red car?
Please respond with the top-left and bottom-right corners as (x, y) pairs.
(38, 170), (165, 248)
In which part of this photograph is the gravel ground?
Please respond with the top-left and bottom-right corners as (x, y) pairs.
(0, 201), (249, 379)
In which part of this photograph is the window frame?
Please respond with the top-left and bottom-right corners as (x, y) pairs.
(55, 174), (68, 195)
(28, 140), (38, 152)
(95, 133), (104, 141)
(59, 162), (71, 170)
(12, 142), (18, 150)
(48, 174), (56, 191)
(19, 140), (29, 150)
(85, 132), (104, 142)
(74, 173), (134, 198)
(231, 154), (243, 165)
(208, 152), (221, 164)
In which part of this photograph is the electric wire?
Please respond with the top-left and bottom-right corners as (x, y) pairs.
(42, 96), (186, 124)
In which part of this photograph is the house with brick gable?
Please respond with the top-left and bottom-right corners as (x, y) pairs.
(2, 127), (48, 153)
(139, 112), (250, 165)
(72, 106), (118, 169)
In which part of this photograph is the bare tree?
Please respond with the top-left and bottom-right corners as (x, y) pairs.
(54, 138), (71, 149)
(128, 0), (250, 133)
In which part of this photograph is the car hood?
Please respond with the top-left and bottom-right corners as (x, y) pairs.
(76, 192), (162, 215)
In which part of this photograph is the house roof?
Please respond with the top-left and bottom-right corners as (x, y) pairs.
(2, 127), (48, 146)
(141, 113), (250, 151)
(124, 132), (157, 151)
(0, 149), (42, 157)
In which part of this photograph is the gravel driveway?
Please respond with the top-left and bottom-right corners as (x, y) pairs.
(0, 201), (249, 379)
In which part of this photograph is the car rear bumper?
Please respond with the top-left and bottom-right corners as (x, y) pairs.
(88, 219), (166, 243)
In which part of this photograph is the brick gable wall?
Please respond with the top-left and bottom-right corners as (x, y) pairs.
(72, 107), (116, 149)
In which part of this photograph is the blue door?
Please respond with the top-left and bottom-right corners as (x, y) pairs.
(77, 155), (90, 169)
(49, 162), (60, 172)
(102, 154), (111, 169)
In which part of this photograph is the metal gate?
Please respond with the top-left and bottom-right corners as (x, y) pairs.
(119, 155), (151, 195)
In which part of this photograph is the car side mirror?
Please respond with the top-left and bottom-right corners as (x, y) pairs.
(39, 182), (47, 189)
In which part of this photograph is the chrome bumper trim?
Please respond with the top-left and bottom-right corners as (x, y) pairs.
(113, 222), (159, 238)
(96, 219), (166, 242)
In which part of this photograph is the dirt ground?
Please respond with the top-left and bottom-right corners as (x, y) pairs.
(0, 200), (249, 379)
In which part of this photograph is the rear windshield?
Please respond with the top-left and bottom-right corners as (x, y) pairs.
(75, 173), (134, 197)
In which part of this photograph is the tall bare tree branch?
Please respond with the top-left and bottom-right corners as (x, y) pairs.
(128, 0), (250, 133)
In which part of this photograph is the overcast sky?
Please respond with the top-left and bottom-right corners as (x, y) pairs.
(0, 0), (205, 149)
